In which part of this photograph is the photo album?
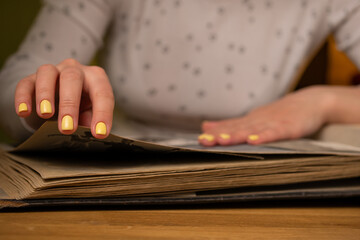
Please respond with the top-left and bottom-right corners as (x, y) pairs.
(1, 121), (359, 209)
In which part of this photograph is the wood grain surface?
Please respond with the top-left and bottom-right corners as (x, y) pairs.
(0, 201), (359, 240)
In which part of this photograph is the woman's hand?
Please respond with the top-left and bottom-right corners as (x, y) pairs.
(198, 85), (360, 146)
(15, 58), (114, 139)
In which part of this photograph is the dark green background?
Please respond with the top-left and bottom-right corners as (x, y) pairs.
(0, 1), (42, 142)
(0, 1), (41, 68)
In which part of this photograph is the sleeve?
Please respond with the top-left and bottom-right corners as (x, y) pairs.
(331, 0), (360, 69)
(0, 0), (114, 144)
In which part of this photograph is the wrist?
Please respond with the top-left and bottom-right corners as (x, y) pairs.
(299, 85), (337, 124)
(314, 85), (360, 124)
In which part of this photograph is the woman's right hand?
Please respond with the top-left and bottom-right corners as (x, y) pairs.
(14, 58), (114, 139)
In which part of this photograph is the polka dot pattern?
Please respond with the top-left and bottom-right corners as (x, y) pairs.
(2, 0), (360, 133)
(107, 0), (342, 129)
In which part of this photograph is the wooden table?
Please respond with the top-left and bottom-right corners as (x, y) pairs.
(0, 199), (359, 240)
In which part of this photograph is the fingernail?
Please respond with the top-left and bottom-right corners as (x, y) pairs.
(18, 103), (28, 113)
(248, 134), (259, 141)
(40, 100), (52, 114)
(96, 122), (107, 135)
(198, 133), (215, 142)
(219, 133), (230, 140)
(61, 115), (74, 131)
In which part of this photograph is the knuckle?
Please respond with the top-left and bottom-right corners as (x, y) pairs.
(37, 64), (56, 73)
(93, 109), (112, 116)
(18, 75), (33, 87)
(36, 86), (51, 95)
(95, 89), (114, 102)
(60, 67), (83, 82)
(270, 123), (282, 132)
(87, 66), (106, 76)
(62, 58), (79, 66)
(271, 124), (286, 137)
(60, 98), (78, 109)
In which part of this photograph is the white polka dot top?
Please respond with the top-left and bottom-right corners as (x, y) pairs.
(1, 0), (360, 141)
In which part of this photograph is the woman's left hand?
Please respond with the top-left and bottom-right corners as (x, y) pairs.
(198, 85), (360, 146)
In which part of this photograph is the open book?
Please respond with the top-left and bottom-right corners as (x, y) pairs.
(1, 121), (360, 209)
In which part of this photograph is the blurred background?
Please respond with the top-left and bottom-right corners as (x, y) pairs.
(0, 1), (359, 144)
(0, 1), (41, 143)
(0, 1), (41, 68)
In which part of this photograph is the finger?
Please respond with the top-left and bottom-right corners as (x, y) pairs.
(206, 123), (267, 146)
(58, 66), (84, 134)
(85, 66), (114, 139)
(201, 120), (219, 131)
(215, 129), (253, 146)
(35, 64), (59, 118)
(78, 95), (93, 127)
(246, 125), (290, 145)
(198, 133), (217, 146)
(215, 133), (232, 145)
(15, 74), (35, 117)
(225, 123), (270, 145)
(200, 125), (238, 146)
(79, 109), (92, 127)
(200, 117), (249, 145)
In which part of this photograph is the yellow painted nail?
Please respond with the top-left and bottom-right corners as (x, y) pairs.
(95, 122), (107, 135)
(61, 115), (74, 131)
(198, 133), (215, 142)
(248, 134), (259, 141)
(40, 99), (52, 114)
(18, 103), (28, 113)
(219, 133), (230, 140)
